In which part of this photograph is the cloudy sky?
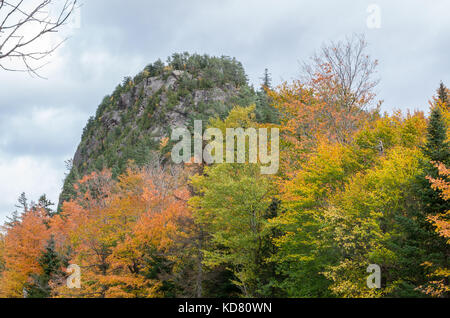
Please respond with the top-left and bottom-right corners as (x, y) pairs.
(0, 0), (449, 223)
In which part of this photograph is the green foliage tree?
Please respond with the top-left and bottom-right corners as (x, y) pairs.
(273, 140), (358, 297)
(190, 106), (280, 297)
(190, 163), (275, 297)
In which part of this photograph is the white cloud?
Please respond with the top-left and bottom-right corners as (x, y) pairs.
(1, 0), (449, 223)
(0, 155), (65, 222)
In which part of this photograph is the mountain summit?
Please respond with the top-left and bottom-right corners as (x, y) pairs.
(59, 53), (276, 207)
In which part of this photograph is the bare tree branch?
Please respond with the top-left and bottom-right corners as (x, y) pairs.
(0, 0), (77, 78)
(301, 34), (380, 111)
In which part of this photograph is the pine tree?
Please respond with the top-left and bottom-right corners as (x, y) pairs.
(437, 81), (448, 109)
(255, 68), (278, 124)
(261, 68), (272, 89)
(417, 85), (450, 221)
(25, 235), (67, 298)
(411, 87), (450, 294)
(419, 104), (450, 218)
(423, 105), (450, 166)
(16, 192), (28, 212)
(4, 193), (28, 229)
(257, 198), (284, 297)
(418, 87), (450, 230)
(35, 195), (55, 217)
(3, 210), (20, 229)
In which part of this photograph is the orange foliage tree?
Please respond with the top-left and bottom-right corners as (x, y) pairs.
(268, 35), (380, 177)
(0, 208), (51, 297)
(428, 163), (450, 239)
(421, 163), (450, 297)
(0, 233), (5, 282)
(50, 164), (192, 297)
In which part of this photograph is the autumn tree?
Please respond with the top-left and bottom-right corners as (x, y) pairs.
(268, 36), (380, 176)
(273, 110), (429, 297)
(0, 206), (51, 297)
(272, 139), (357, 297)
(428, 163), (450, 241)
(322, 145), (425, 297)
(301, 34), (379, 111)
(51, 163), (194, 298)
(0, 233), (5, 277)
(51, 169), (147, 297)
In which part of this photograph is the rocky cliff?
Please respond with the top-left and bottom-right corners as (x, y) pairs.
(59, 53), (277, 207)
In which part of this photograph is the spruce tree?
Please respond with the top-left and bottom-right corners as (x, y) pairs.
(26, 235), (68, 298)
(16, 192), (28, 212)
(410, 85), (450, 294)
(36, 194), (55, 217)
(437, 81), (448, 109)
(421, 84), (450, 210)
(396, 84), (450, 295)
(261, 68), (272, 88)
(256, 68), (278, 124)
(420, 103), (450, 216)
(4, 193), (27, 229)
(423, 105), (450, 167)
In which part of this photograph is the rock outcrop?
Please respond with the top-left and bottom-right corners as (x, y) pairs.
(59, 53), (257, 208)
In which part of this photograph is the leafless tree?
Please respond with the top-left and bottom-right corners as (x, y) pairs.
(0, 0), (77, 77)
(302, 34), (380, 111)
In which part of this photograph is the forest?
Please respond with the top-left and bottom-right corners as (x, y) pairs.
(0, 37), (448, 298)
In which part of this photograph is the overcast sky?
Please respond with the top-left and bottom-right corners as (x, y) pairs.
(0, 0), (449, 223)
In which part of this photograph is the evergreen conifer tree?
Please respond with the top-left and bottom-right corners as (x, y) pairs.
(26, 235), (68, 298)
(437, 81), (448, 109)
(408, 84), (450, 294)
(256, 68), (278, 124)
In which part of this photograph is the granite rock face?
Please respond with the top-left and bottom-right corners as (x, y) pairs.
(59, 54), (256, 208)
(72, 71), (238, 170)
